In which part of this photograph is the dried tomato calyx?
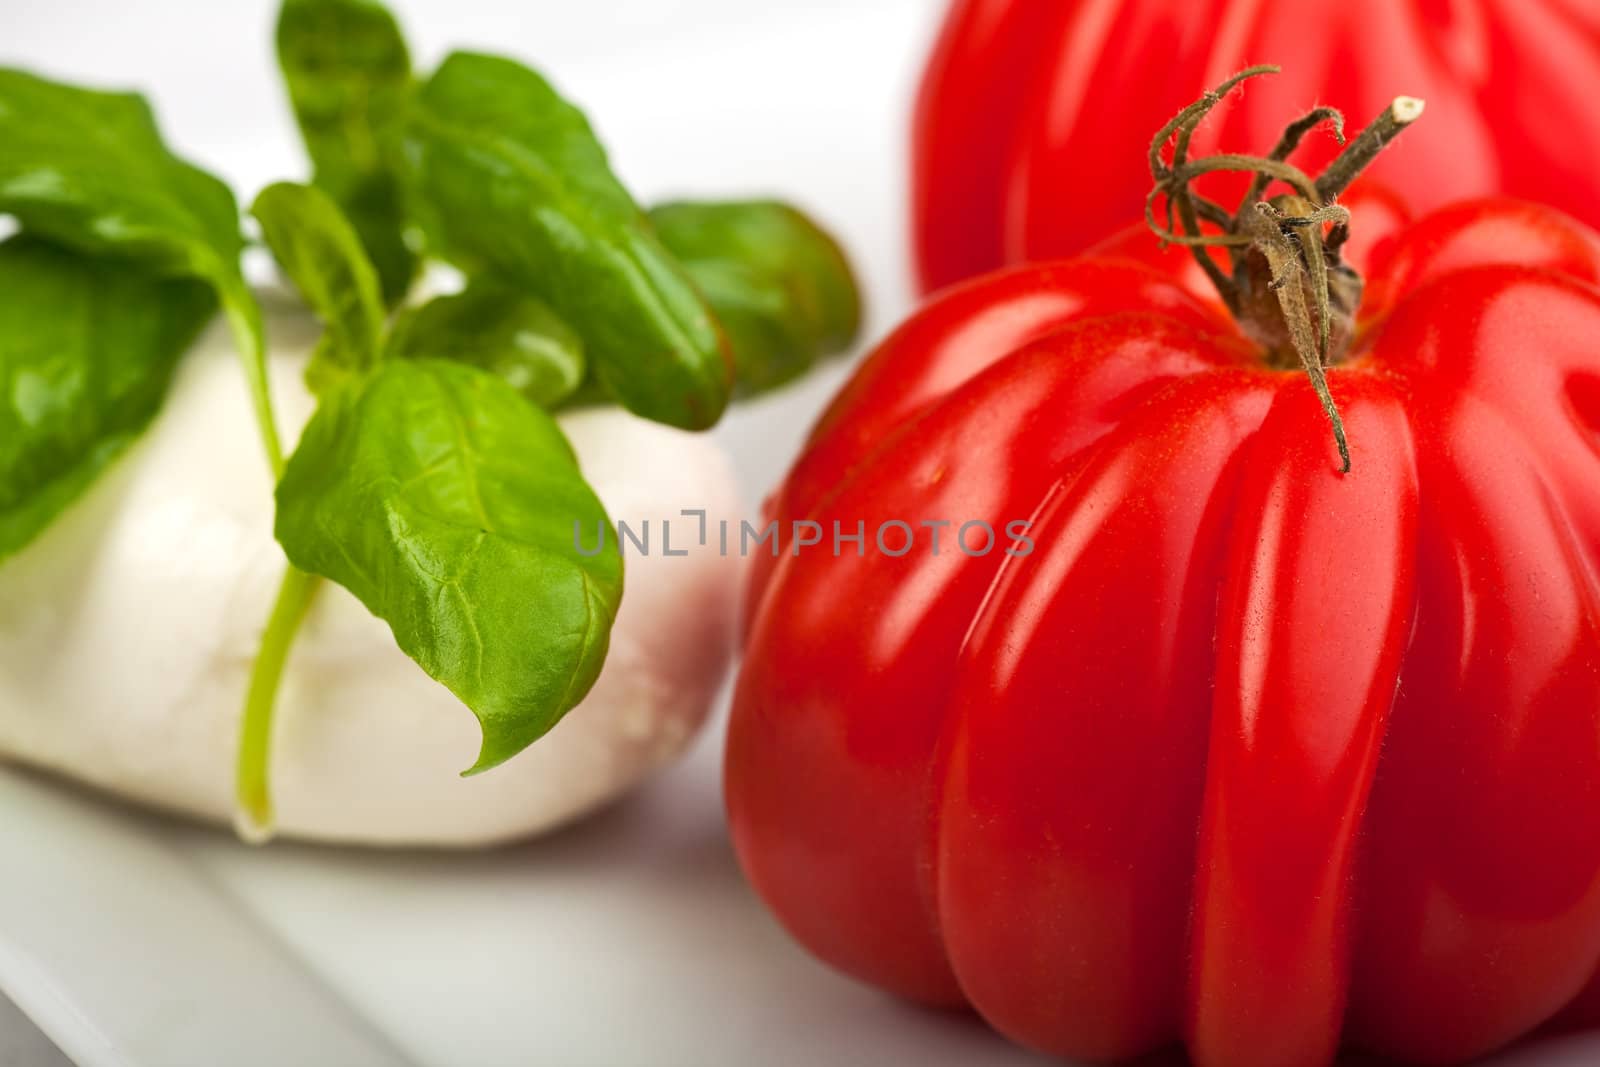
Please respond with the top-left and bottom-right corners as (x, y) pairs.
(1145, 67), (1425, 473)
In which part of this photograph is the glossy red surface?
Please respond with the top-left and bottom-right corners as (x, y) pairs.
(910, 0), (1600, 295)
(727, 197), (1600, 1066)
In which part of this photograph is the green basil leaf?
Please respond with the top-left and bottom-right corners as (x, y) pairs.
(405, 51), (732, 430)
(276, 0), (416, 303)
(385, 280), (584, 408)
(0, 237), (214, 560)
(274, 358), (623, 772)
(251, 181), (385, 392)
(0, 68), (283, 473)
(649, 199), (862, 394)
(0, 70), (244, 276)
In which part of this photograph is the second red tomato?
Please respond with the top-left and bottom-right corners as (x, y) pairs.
(911, 0), (1600, 293)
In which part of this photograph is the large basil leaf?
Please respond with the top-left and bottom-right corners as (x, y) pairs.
(0, 68), (282, 473)
(251, 181), (385, 392)
(275, 0), (416, 303)
(649, 200), (861, 394)
(274, 359), (623, 771)
(405, 52), (732, 430)
(0, 238), (214, 560)
(385, 280), (584, 408)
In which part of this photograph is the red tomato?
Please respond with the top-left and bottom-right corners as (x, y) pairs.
(727, 193), (1600, 1066)
(911, 0), (1600, 294)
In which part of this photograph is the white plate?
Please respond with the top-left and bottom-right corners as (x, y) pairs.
(4, 2), (1600, 1065)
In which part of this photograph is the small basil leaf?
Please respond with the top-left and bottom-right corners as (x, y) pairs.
(0, 237), (214, 560)
(0, 69), (283, 473)
(385, 281), (584, 408)
(649, 200), (862, 394)
(251, 182), (385, 392)
(276, 0), (416, 303)
(405, 52), (732, 430)
(274, 358), (623, 772)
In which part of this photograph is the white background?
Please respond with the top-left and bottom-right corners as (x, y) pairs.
(4, 2), (1600, 1065)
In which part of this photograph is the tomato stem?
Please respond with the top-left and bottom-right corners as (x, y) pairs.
(1145, 69), (1425, 473)
(1316, 97), (1427, 203)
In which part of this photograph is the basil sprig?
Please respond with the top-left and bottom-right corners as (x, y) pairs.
(0, 0), (864, 834)
(276, 4), (861, 410)
(236, 183), (622, 826)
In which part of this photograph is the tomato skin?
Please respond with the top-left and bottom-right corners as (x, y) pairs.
(910, 0), (1600, 294)
(740, 259), (1230, 630)
(727, 199), (1600, 1067)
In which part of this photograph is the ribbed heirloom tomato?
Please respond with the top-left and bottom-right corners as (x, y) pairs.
(729, 75), (1600, 1067)
(912, 0), (1600, 294)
